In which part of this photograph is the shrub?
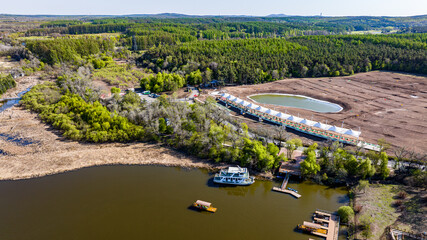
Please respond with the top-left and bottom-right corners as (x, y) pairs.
(398, 191), (407, 199)
(338, 206), (354, 223)
(0, 74), (16, 95)
(111, 87), (121, 94)
(353, 205), (363, 213)
(393, 200), (403, 207)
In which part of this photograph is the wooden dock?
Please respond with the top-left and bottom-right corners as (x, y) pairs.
(298, 210), (341, 240)
(272, 173), (301, 198)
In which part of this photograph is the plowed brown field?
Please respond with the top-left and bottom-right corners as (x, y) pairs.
(220, 71), (427, 154)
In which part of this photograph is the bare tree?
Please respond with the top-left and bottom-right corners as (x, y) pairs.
(393, 147), (408, 169)
(273, 125), (291, 147)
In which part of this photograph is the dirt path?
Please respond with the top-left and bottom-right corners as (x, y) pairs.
(217, 71), (427, 154)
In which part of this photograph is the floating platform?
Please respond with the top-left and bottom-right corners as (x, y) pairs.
(272, 187), (302, 198)
(297, 210), (340, 240)
(272, 172), (302, 198)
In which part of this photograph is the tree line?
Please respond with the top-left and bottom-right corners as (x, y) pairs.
(138, 34), (427, 84)
(25, 37), (116, 64)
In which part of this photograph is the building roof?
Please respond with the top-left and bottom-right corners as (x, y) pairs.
(303, 221), (323, 229)
(255, 106), (268, 113)
(219, 93), (362, 138)
(266, 109), (279, 115)
(300, 119), (316, 126)
(276, 112), (291, 119)
(227, 166), (247, 173)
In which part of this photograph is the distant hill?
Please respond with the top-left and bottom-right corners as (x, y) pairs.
(266, 14), (291, 17)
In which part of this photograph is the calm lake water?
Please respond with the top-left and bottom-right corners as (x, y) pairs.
(249, 94), (343, 113)
(0, 166), (348, 240)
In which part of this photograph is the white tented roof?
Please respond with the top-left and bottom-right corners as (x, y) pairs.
(300, 119), (316, 126)
(221, 93), (229, 98)
(230, 96), (239, 102)
(255, 106), (268, 113)
(327, 125), (355, 135)
(247, 103), (259, 109)
(314, 122), (325, 129)
(328, 126), (337, 132)
(288, 115), (303, 123)
(334, 126), (347, 134)
(226, 95), (233, 100)
(276, 112), (291, 119)
(239, 100), (250, 107)
(344, 129), (361, 137)
(266, 109), (279, 116)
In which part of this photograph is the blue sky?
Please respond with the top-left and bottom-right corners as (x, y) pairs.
(2, 0), (426, 16)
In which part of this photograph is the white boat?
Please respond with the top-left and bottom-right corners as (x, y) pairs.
(213, 166), (255, 186)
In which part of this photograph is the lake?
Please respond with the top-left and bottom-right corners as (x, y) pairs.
(249, 94), (343, 113)
(0, 165), (348, 240)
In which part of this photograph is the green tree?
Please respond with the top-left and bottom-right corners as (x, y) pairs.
(357, 180), (369, 194)
(111, 87), (121, 94)
(300, 150), (320, 177)
(358, 158), (376, 179)
(186, 70), (203, 85)
(379, 152), (390, 179)
(337, 206), (354, 223)
(285, 138), (302, 159)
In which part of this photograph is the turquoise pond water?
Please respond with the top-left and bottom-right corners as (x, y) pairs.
(249, 94), (343, 113)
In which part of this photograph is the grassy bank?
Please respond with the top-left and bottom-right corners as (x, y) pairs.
(351, 183), (426, 239)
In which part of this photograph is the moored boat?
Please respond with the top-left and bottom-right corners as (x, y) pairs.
(213, 166), (255, 186)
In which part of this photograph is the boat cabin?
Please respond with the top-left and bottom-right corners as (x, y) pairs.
(193, 200), (217, 213)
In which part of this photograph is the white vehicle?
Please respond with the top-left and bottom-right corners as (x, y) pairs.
(213, 166), (255, 186)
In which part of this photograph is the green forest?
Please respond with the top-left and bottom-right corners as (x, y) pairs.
(138, 34), (427, 84)
(1, 14), (426, 177)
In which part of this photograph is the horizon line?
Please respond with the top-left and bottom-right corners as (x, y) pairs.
(1, 12), (426, 18)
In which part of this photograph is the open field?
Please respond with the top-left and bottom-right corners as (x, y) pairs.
(354, 184), (426, 239)
(219, 71), (427, 154)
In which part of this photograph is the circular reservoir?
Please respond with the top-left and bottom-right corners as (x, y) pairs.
(248, 93), (343, 113)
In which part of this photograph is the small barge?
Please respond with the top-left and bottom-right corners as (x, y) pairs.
(298, 223), (328, 235)
(213, 166), (255, 186)
(193, 200), (217, 213)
